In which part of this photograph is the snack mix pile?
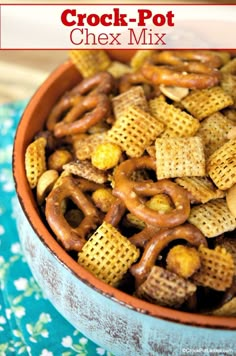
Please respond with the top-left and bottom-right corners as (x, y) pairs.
(25, 49), (236, 316)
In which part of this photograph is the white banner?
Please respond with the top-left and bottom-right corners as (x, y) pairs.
(0, 4), (235, 49)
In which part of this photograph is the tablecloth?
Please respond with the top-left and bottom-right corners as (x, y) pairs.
(0, 100), (114, 356)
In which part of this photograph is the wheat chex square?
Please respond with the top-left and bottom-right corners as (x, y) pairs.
(155, 136), (206, 179)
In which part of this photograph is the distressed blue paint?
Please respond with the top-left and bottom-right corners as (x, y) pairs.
(15, 199), (236, 356)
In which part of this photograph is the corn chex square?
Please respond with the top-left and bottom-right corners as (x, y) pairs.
(108, 105), (165, 158)
(78, 222), (140, 286)
(69, 49), (111, 77)
(175, 176), (225, 204)
(155, 136), (206, 179)
(197, 112), (234, 158)
(149, 97), (200, 138)
(188, 198), (236, 238)
(221, 73), (236, 108)
(221, 57), (236, 74)
(25, 137), (47, 189)
(182, 86), (234, 120)
(192, 245), (234, 291)
(216, 236), (236, 275)
(207, 138), (236, 190)
(130, 49), (155, 70)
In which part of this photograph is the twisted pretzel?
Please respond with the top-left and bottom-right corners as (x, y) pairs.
(141, 50), (221, 89)
(104, 198), (127, 227)
(47, 72), (115, 131)
(45, 175), (101, 251)
(119, 71), (151, 93)
(113, 156), (190, 228)
(119, 71), (161, 99)
(130, 223), (207, 287)
(54, 94), (111, 137)
(150, 50), (222, 69)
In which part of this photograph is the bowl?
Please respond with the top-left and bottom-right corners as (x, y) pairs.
(13, 54), (236, 356)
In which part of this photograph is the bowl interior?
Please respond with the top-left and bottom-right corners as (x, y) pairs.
(13, 57), (236, 330)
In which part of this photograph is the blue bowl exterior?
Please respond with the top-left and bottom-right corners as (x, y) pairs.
(15, 197), (236, 356)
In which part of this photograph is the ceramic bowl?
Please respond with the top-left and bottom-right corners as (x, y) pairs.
(13, 53), (236, 356)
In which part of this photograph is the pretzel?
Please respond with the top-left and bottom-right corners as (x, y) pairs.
(119, 71), (151, 93)
(149, 50), (223, 69)
(104, 198), (127, 227)
(128, 224), (160, 248)
(45, 175), (101, 251)
(68, 71), (115, 97)
(54, 94), (111, 138)
(142, 64), (220, 90)
(113, 156), (191, 228)
(46, 72), (115, 130)
(130, 223), (207, 287)
(141, 50), (221, 89)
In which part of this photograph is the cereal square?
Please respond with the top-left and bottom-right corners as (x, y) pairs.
(155, 136), (206, 179)
(69, 49), (111, 77)
(78, 222), (140, 286)
(182, 86), (233, 120)
(207, 138), (236, 190)
(188, 199), (236, 238)
(108, 105), (165, 157)
(197, 112), (234, 158)
(112, 86), (149, 119)
(149, 97), (200, 138)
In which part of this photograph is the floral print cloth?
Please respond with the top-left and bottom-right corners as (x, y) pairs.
(0, 101), (113, 356)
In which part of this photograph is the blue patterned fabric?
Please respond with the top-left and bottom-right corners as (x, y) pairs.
(0, 101), (113, 356)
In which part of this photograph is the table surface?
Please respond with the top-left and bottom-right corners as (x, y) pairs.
(0, 51), (68, 104)
(0, 100), (116, 356)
